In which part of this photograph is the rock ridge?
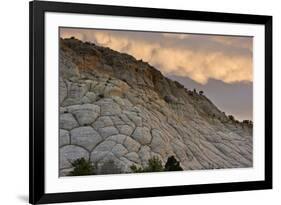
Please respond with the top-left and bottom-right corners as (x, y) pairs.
(59, 37), (253, 175)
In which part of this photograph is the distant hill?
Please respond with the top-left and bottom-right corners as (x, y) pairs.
(167, 75), (253, 121)
(59, 37), (253, 176)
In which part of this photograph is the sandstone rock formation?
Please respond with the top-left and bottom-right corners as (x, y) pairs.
(59, 37), (253, 176)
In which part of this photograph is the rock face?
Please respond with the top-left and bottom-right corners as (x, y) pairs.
(59, 38), (253, 175)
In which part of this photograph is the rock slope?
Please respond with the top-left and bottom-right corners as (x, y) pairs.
(59, 37), (253, 176)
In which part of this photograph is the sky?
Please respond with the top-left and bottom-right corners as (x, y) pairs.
(60, 28), (253, 121)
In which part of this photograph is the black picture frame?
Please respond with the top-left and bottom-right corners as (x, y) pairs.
(29, 1), (272, 204)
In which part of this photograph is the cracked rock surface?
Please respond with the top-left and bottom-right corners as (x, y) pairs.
(59, 38), (253, 176)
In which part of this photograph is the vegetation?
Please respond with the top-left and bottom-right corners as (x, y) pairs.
(68, 158), (95, 176)
(164, 156), (183, 171)
(131, 156), (164, 173)
(242, 120), (253, 126)
(130, 156), (183, 173)
(228, 115), (235, 121)
(188, 90), (193, 96)
(249, 120), (253, 125)
(130, 164), (145, 173)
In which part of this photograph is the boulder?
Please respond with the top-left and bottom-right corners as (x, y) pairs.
(131, 127), (151, 145)
(98, 126), (119, 139)
(92, 116), (114, 129)
(70, 126), (102, 151)
(85, 92), (97, 102)
(112, 144), (128, 157)
(123, 137), (141, 152)
(117, 125), (134, 136)
(93, 140), (116, 152)
(125, 112), (142, 126)
(125, 152), (141, 164)
(67, 104), (100, 125)
(60, 113), (78, 130)
(110, 115), (125, 126)
(98, 100), (122, 116)
(106, 134), (127, 144)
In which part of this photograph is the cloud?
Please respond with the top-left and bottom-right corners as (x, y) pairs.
(60, 28), (252, 85)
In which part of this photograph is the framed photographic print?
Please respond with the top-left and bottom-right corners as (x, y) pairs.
(29, 0), (272, 204)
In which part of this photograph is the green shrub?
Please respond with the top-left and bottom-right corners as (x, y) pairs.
(68, 158), (95, 176)
(130, 164), (145, 173)
(145, 156), (164, 172)
(228, 115), (235, 121)
(131, 156), (183, 173)
(130, 156), (164, 173)
(164, 156), (183, 171)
